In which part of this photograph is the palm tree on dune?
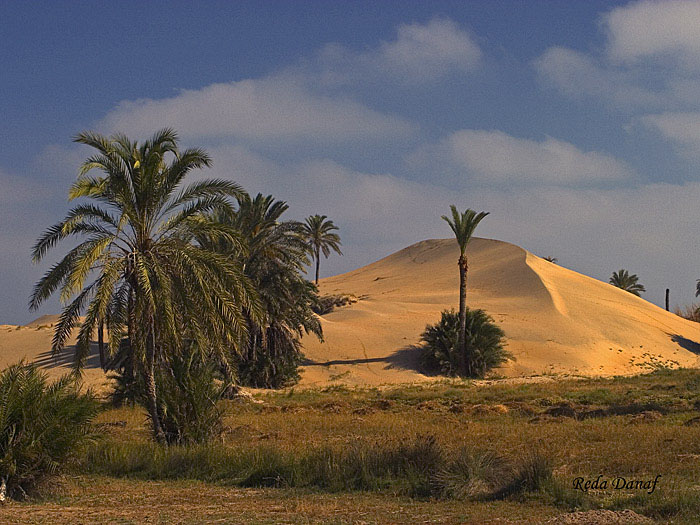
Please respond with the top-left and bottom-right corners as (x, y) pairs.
(441, 205), (489, 376)
(609, 269), (645, 296)
(30, 128), (260, 442)
(302, 215), (342, 285)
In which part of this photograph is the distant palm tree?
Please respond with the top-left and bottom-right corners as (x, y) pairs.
(543, 256), (558, 264)
(609, 269), (645, 296)
(302, 215), (342, 284)
(696, 279), (700, 298)
(441, 205), (489, 376)
(30, 129), (260, 442)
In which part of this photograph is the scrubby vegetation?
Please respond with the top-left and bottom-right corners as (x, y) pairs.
(674, 303), (700, 323)
(312, 293), (357, 315)
(3, 369), (700, 521)
(421, 308), (513, 378)
(0, 362), (98, 500)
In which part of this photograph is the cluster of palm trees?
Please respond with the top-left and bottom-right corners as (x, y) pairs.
(30, 129), (342, 442)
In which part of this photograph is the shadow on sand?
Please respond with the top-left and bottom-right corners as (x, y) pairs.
(33, 341), (103, 370)
(669, 333), (700, 355)
(301, 344), (441, 376)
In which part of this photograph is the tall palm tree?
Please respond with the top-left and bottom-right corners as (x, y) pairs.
(609, 269), (645, 296)
(302, 215), (342, 285)
(30, 128), (260, 442)
(441, 205), (489, 376)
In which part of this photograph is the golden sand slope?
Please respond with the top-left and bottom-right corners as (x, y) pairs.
(2, 238), (699, 390)
(299, 238), (700, 386)
(0, 315), (111, 393)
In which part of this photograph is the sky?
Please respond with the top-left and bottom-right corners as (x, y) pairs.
(2, 0), (700, 324)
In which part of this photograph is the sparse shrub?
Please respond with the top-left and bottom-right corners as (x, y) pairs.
(0, 362), (98, 500)
(312, 294), (356, 315)
(495, 450), (553, 499)
(432, 448), (510, 499)
(674, 303), (700, 323)
(421, 309), (513, 378)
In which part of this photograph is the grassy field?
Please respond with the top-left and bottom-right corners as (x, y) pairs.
(4, 369), (700, 524)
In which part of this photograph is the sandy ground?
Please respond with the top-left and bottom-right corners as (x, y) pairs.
(299, 238), (700, 386)
(2, 237), (700, 390)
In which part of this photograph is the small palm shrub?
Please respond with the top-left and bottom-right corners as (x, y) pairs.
(0, 362), (98, 500)
(109, 341), (226, 444)
(421, 309), (512, 378)
(154, 343), (226, 445)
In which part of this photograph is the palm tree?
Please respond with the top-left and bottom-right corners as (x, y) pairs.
(302, 215), (342, 284)
(441, 205), (489, 376)
(30, 128), (260, 442)
(609, 269), (645, 296)
(543, 256), (558, 264)
(203, 194), (322, 388)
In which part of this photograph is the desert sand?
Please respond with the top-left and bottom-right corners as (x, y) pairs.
(2, 237), (700, 390)
(299, 238), (700, 386)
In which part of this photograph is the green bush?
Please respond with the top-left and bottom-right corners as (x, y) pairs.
(0, 362), (98, 499)
(154, 344), (226, 445)
(421, 309), (512, 378)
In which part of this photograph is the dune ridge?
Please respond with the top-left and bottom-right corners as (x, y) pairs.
(2, 237), (699, 390)
(299, 238), (700, 386)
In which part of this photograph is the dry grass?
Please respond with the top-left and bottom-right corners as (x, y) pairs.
(7, 368), (700, 523)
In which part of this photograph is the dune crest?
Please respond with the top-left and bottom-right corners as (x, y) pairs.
(2, 238), (699, 390)
(300, 238), (700, 386)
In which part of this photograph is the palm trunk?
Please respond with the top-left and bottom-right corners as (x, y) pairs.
(98, 320), (106, 370)
(458, 254), (468, 377)
(145, 314), (165, 443)
(315, 247), (320, 285)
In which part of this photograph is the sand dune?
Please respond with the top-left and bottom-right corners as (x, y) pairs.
(299, 238), (700, 386)
(0, 315), (111, 392)
(2, 237), (699, 390)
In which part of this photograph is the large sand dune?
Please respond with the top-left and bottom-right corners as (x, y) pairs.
(2, 237), (700, 390)
(299, 238), (700, 386)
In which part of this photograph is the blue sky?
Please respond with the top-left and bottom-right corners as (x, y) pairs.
(2, 0), (700, 324)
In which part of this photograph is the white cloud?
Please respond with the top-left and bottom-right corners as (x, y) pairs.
(605, 0), (700, 69)
(447, 130), (634, 184)
(535, 1), (700, 109)
(533, 46), (662, 107)
(318, 17), (481, 85)
(199, 146), (700, 310)
(639, 111), (700, 155)
(100, 75), (416, 142)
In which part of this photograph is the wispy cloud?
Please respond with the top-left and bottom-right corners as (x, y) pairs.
(447, 130), (633, 185)
(100, 74), (416, 143)
(318, 17), (481, 86)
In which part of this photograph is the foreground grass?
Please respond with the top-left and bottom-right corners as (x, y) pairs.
(6, 368), (700, 523)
